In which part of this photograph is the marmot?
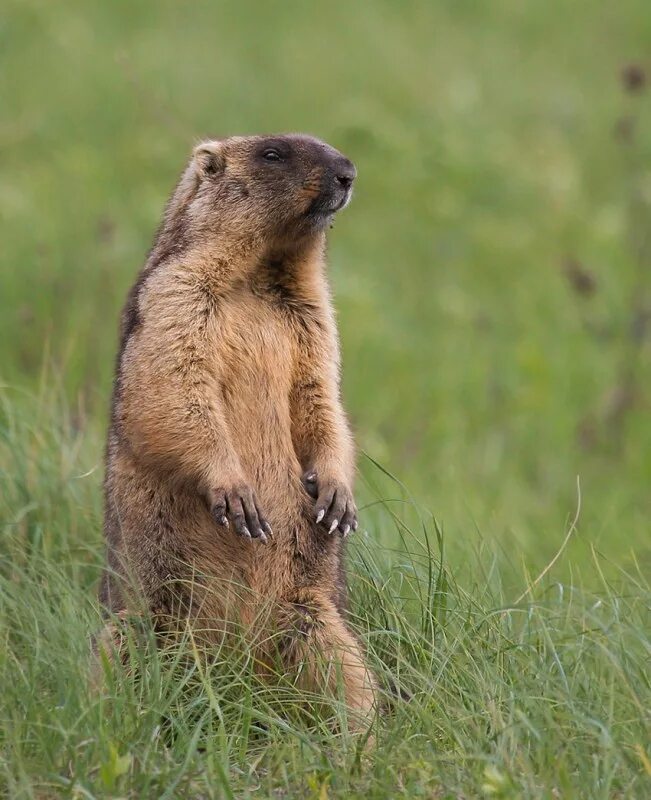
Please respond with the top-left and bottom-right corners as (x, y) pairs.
(100, 134), (376, 728)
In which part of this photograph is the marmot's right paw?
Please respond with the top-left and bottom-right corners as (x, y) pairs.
(208, 485), (272, 543)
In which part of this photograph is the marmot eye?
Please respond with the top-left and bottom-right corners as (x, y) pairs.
(262, 148), (282, 162)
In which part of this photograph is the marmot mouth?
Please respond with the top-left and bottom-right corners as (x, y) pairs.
(331, 188), (352, 212)
(308, 188), (352, 218)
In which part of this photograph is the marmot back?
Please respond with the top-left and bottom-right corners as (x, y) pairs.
(100, 133), (376, 729)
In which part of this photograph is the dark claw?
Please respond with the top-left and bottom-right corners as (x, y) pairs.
(210, 488), (228, 525)
(212, 507), (228, 526)
(339, 503), (356, 536)
(232, 515), (250, 538)
(315, 485), (335, 524)
(323, 490), (346, 534)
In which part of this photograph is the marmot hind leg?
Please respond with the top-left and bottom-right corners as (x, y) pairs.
(266, 593), (378, 735)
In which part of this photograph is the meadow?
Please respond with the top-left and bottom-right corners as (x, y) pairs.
(1, 1), (650, 797)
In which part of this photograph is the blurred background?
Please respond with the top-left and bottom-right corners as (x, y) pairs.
(2, 0), (650, 579)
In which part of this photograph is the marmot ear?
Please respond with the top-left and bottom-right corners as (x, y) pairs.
(193, 141), (225, 178)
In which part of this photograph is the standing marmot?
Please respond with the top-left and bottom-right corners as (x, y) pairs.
(100, 134), (376, 728)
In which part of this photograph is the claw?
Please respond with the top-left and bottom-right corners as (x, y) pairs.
(328, 518), (339, 534)
(316, 509), (325, 523)
(341, 524), (350, 536)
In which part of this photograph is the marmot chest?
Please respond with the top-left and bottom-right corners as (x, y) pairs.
(216, 292), (297, 445)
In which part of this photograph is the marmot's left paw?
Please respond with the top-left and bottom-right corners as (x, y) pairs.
(302, 470), (358, 536)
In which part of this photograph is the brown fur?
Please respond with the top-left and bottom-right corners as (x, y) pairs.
(99, 134), (376, 729)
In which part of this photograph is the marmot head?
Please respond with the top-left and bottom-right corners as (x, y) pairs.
(178, 134), (356, 246)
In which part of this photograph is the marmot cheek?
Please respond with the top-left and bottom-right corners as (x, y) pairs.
(298, 183), (323, 213)
(299, 167), (325, 209)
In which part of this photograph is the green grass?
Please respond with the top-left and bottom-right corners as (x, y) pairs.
(2, 0), (651, 796)
(1, 391), (650, 798)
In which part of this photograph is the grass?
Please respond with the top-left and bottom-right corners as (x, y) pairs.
(1, 391), (650, 798)
(1, 0), (651, 796)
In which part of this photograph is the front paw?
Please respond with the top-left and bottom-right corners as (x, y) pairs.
(208, 484), (272, 544)
(302, 470), (358, 536)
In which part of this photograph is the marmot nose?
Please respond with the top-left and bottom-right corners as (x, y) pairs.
(334, 158), (356, 190)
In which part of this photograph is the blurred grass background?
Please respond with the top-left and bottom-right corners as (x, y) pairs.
(2, 2), (651, 797)
(2, 0), (651, 571)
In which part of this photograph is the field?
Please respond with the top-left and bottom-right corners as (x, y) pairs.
(1, 1), (650, 797)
